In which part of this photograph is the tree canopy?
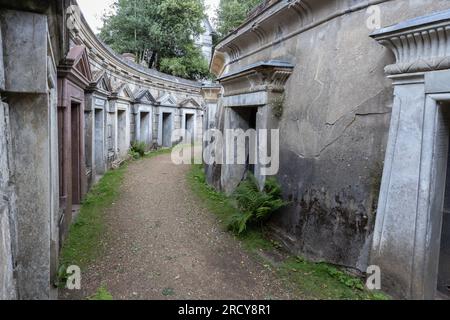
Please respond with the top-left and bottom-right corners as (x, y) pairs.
(215, 0), (262, 40)
(100, 0), (209, 80)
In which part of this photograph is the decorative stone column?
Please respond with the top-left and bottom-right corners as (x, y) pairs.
(370, 9), (450, 299)
(217, 60), (293, 194)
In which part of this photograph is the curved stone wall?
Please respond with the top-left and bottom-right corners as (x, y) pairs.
(0, 0), (207, 299)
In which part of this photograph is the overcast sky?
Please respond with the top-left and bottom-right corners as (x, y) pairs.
(77, 0), (220, 33)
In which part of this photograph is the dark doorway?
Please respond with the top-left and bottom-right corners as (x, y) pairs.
(94, 109), (104, 175)
(232, 107), (257, 176)
(57, 107), (67, 208)
(185, 113), (194, 143)
(162, 112), (172, 147)
(438, 105), (450, 298)
(71, 103), (82, 205)
(117, 109), (127, 157)
(140, 112), (150, 145)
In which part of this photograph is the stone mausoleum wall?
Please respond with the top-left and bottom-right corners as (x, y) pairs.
(209, 0), (450, 299)
(0, 0), (205, 299)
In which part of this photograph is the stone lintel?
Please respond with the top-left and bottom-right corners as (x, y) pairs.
(218, 60), (293, 99)
(222, 91), (269, 108)
(371, 9), (450, 75)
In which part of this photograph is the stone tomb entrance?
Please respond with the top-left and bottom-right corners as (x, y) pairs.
(184, 112), (195, 143)
(139, 112), (151, 145)
(217, 61), (293, 194)
(162, 112), (173, 147)
(229, 107), (257, 177)
(438, 102), (450, 297)
(369, 11), (450, 299)
(70, 102), (82, 205)
(57, 45), (91, 240)
(117, 108), (128, 158)
(94, 108), (105, 177)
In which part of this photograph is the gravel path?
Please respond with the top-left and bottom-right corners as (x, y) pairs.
(62, 153), (294, 300)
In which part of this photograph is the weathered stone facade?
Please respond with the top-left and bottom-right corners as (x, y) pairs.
(209, 0), (450, 299)
(3, 0), (450, 301)
(0, 0), (205, 299)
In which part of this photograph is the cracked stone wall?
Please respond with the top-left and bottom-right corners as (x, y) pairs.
(213, 0), (450, 271)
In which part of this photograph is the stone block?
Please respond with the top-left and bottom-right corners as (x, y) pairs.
(0, 10), (47, 93)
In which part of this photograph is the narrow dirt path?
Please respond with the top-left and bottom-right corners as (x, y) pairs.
(63, 153), (294, 300)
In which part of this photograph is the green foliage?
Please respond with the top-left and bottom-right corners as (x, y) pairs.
(215, 0), (262, 40)
(280, 257), (390, 300)
(187, 165), (390, 300)
(87, 286), (114, 300)
(55, 264), (69, 289)
(159, 44), (210, 80)
(130, 141), (147, 159)
(100, 0), (208, 80)
(59, 165), (127, 269)
(322, 264), (365, 291)
(227, 174), (287, 234)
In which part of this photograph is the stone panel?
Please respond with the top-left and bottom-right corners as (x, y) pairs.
(0, 10), (47, 93)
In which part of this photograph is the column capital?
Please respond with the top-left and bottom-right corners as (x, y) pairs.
(371, 9), (450, 75)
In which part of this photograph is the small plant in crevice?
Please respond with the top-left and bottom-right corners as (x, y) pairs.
(227, 174), (288, 235)
(55, 264), (69, 289)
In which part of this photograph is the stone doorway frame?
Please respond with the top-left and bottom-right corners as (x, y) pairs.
(217, 61), (293, 194)
(181, 110), (196, 143)
(370, 9), (450, 299)
(57, 45), (92, 242)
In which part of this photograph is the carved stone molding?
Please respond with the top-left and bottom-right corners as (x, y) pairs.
(288, 0), (312, 25)
(371, 9), (450, 75)
(212, 0), (391, 77)
(218, 60), (293, 100)
(201, 84), (222, 103)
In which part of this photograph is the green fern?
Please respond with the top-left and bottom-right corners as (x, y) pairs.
(227, 174), (288, 234)
(131, 141), (147, 158)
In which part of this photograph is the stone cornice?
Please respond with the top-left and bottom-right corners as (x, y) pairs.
(371, 9), (450, 75)
(219, 61), (293, 97)
(212, 0), (390, 77)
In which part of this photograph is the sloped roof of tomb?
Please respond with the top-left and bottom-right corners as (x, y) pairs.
(157, 92), (178, 107)
(179, 97), (201, 109)
(88, 70), (112, 93)
(134, 89), (156, 104)
(58, 45), (93, 88)
(111, 82), (134, 100)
